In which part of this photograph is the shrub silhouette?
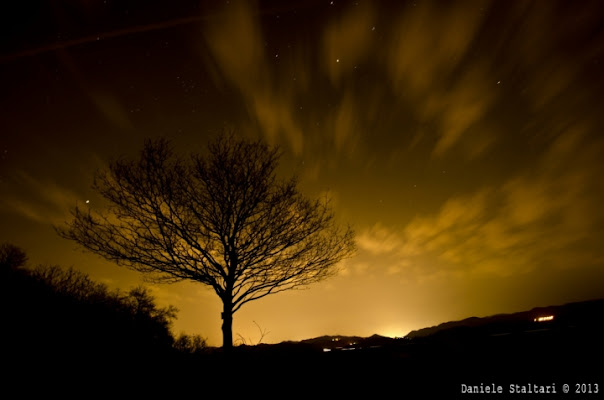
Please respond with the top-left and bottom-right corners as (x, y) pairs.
(1, 244), (187, 369)
(173, 333), (208, 355)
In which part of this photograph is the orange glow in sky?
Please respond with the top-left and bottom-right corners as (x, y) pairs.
(1, 0), (604, 347)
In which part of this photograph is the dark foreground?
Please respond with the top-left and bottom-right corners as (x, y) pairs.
(4, 259), (601, 397)
(6, 319), (602, 399)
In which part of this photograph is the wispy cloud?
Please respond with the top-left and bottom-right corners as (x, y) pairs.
(1, 171), (82, 225)
(357, 222), (404, 256)
(203, 1), (304, 154)
(357, 124), (604, 279)
(385, 1), (491, 157)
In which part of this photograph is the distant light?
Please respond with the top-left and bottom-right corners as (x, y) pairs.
(85, 200), (90, 204)
(336, 58), (340, 63)
(534, 315), (554, 322)
(323, 348), (331, 352)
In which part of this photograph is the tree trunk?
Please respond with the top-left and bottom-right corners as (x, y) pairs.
(221, 298), (233, 352)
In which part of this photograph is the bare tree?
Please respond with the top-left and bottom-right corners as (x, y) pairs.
(58, 134), (355, 351)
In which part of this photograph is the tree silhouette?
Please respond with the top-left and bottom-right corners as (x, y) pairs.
(0, 243), (28, 271)
(58, 134), (356, 350)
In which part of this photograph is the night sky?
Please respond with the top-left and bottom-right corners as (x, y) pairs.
(2, 0), (604, 346)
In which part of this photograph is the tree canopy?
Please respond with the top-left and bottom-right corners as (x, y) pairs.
(58, 134), (356, 349)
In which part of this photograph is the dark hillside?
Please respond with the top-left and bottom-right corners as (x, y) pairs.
(407, 298), (604, 339)
(1, 261), (178, 374)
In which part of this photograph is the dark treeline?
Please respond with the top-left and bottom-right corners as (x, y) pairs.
(0, 243), (207, 375)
